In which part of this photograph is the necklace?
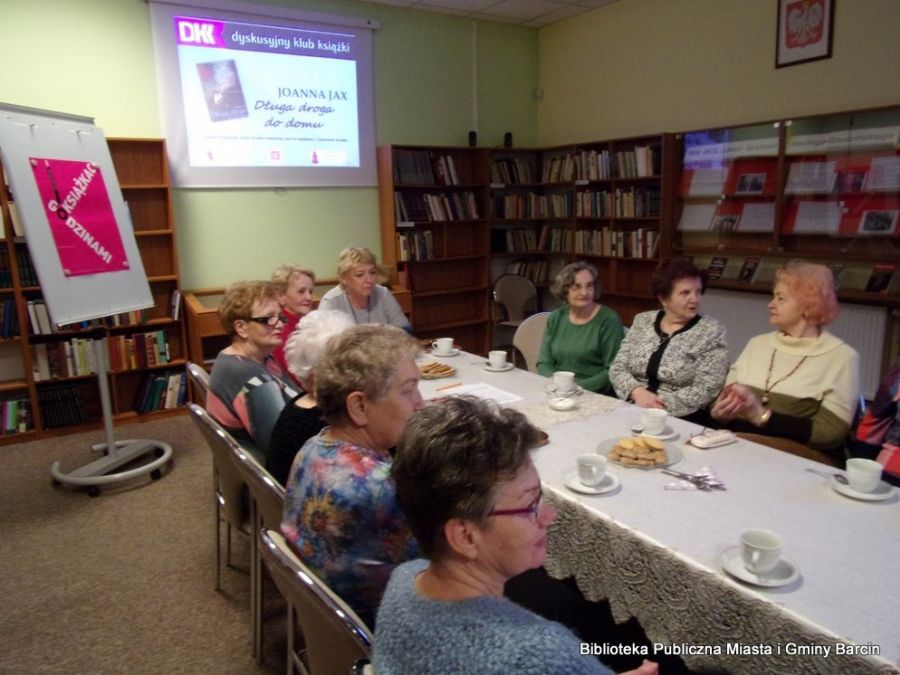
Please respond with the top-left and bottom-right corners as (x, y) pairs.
(349, 295), (370, 324)
(761, 349), (807, 404)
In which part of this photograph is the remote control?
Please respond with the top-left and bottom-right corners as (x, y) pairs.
(689, 429), (737, 449)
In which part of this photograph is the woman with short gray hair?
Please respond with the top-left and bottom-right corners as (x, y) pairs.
(537, 261), (623, 394)
(281, 323), (423, 627)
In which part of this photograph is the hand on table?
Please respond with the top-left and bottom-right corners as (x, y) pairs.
(629, 387), (666, 410)
(620, 660), (658, 675)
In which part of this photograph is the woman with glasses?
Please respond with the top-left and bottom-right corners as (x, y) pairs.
(207, 280), (300, 461)
(374, 396), (656, 675)
(319, 246), (411, 331)
(538, 261), (624, 395)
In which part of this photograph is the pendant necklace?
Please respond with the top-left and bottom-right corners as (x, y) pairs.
(761, 349), (807, 404)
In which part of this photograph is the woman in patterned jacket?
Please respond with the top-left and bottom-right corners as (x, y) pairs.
(610, 258), (729, 425)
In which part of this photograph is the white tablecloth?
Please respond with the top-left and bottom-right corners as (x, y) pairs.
(418, 352), (900, 673)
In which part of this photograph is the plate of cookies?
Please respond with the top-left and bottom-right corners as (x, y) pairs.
(598, 436), (683, 470)
(419, 361), (458, 379)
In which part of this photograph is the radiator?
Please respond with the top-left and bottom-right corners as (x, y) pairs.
(702, 289), (888, 400)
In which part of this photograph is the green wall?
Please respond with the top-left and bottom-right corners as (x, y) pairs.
(537, 0), (900, 144)
(0, 0), (537, 288)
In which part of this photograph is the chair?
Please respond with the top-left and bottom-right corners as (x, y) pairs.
(512, 311), (551, 373)
(259, 528), (373, 675)
(735, 432), (840, 467)
(492, 274), (537, 349)
(186, 361), (211, 405)
(188, 403), (251, 593)
(230, 439), (287, 663)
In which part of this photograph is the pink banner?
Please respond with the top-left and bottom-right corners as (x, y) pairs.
(29, 157), (129, 276)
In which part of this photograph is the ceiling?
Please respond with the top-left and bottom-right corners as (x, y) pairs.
(361, 0), (618, 27)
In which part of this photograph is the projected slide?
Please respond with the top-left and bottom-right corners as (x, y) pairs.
(175, 14), (361, 169)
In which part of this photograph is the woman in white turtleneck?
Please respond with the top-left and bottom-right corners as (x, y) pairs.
(711, 259), (859, 455)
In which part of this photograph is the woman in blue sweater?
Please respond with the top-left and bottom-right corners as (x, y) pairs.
(374, 396), (656, 675)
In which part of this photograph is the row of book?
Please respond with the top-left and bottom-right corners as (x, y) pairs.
(32, 338), (102, 381)
(699, 255), (900, 294)
(572, 228), (660, 259)
(574, 187), (662, 219)
(0, 398), (31, 434)
(397, 231), (435, 262)
(394, 191), (480, 223)
(0, 298), (20, 338)
(132, 370), (187, 413)
(503, 259), (552, 285)
(490, 157), (535, 185)
(392, 150), (461, 186)
(0, 201), (26, 239)
(492, 193), (571, 220)
(575, 145), (660, 181)
(37, 382), (93, 429)
(107, 330), (171, 371)
(13, 246), (37, 287)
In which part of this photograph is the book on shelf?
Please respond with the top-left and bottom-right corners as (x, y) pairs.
(737, 257), (761, 283)
(839, 262), (874, 292)
(788, 201), (842, 235)
(710, 214), (739, 233)
(832, 170), (867, 194)
(7, 202), (25, 237)
(169, 289), (182, 320)
(865, 156), (900, 192)
(677, 203), (716, 231)
(706, 257), (728, 281)
(785, 160), (837, 194)
(864, 263), (896, 294)
(752, 258), (785, 286)
(737, 202), (776, 232)
(858, 209), (898, 236)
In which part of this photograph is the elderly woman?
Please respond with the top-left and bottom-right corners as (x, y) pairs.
(207, 281), (299, 460)
(266, 309), (354, 485)
(319, 246), (411, 330)
(281, 323), (423, 627)
(537, 261), (623, 395)
(711, 259), (860, 454)
(270, 264), (316, 384)
(374, 396), (656, 675)
(609, 258), (729, 425)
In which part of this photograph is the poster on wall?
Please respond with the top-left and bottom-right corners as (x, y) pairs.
(29, 157), (129, 276)
(775, 0), (834, 68)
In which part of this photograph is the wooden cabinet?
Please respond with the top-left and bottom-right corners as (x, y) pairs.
(0, 138), (187, 443)
(674, 105), (900, 306)
(377, 145), (491, 354)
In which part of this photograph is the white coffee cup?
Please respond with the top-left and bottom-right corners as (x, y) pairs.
(641, 408), (668, 436)
(740, 528), (783, 575)
(432, 337), (454, 355)
(553, 371), (576, 394)
(577, 454), (607, 487)
(488, 350), (507, 369)
(845, 458), (883, 493)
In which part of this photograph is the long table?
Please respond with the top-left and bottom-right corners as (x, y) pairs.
(417, 351), (900, 674)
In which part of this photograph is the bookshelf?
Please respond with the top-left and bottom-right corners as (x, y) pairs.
(0, 138), (187, 444)
(674, 105), (900, 306)
(377, 145), (491, 354)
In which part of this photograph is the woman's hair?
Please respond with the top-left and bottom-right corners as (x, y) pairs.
(650, 257), (706, 299)
(337, 246), (378, 277)
(775, 259), (839, 326)
(218, 280), (277, 338)
(551, 261), (600, 302)
(270, 264), (316, 295)
(283, 310), (354, 384)
(393, 396), (541, 557)
(314, 323), (419, 426)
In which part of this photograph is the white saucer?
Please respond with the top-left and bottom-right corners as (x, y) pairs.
(548, 397), (577, 411)
(545, 383), (583, 398)
(630, 424), (679, 441)
(832, 476), (897, 502)
(720, 546), (800, 588)
(484, 362), (514, 372)
(564, 472), (620, 495)
(432, 348), (460, 357)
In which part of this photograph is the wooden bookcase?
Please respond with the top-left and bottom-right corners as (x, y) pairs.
(377, 145), (491, 354)
(673, 105), (900, 308)
(0, 138), (187, 444)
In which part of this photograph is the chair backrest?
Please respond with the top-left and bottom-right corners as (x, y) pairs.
(186, 361), (211, 404)
(231, 440), (286, 530)
(259, 528), (373, 675)
(492, 274), (537, 322)
(187, 402), (245, 527)
(513, 311), (551, 373)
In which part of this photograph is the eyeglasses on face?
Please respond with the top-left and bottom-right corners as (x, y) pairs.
(487, 488), (543, 522)
(245, 314), (287, 327)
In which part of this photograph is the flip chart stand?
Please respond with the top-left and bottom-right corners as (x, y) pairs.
(50, 333), (173, 497)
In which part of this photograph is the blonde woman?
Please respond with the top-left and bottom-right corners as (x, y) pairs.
(319, 246), (411, 330)
(270, 264), (316, 384)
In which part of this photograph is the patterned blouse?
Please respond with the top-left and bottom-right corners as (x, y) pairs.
(280, 430), (419, 627)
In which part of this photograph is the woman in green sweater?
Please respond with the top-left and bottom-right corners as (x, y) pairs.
(537, 262), (624, 395)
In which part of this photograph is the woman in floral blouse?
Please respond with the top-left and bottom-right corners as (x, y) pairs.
(280, 323), (423, 627)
